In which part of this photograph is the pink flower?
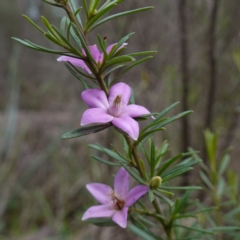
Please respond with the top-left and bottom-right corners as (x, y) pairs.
(80, 82), (151, 140)
(57, 43), (127, 74)
(82, 167), (149, 228)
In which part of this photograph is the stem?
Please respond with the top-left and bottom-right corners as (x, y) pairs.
(126, 136), (172, 239)
(125, 136), (144, 178)
(62, 2), (109, 96)
(153, 198), (172, 240)
(95, 73), (109, 96)
(63, 2), (88, 44)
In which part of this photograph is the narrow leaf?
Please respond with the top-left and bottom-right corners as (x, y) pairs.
(90, 7), (154, 31)
(22, 15), (45, 34)
(61, 124), (111, 139)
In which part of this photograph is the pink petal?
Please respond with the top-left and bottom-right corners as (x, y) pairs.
(122, 104), (150, 118)
(125, 185), (149, 207)
(82, 45), (102, 63)
(109, 83), (131, 108)
(112, 207), (129, 228)
(114, 167), (129, 199)
(106, 43), (128, 54)
(81, 89), (109, 109)
(82, 205), (115, 220)
(57, 56), (92, 74)
(81, 108), (114, 125)
(112, 115), (139, 140)
(86, 183), (113, 204)
(106, 43), (117, 54)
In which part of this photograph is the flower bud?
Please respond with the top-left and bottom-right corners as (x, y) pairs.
(150, 176), (162, 189)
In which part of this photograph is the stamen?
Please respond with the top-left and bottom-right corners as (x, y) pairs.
(114, 95), (122, 106)
(110, 191), (125, 210)
(108, 95), (123, 117)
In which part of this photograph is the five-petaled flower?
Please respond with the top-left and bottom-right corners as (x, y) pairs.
(82, 167), (149, 228)
(81, 82), (151, 140)
(57, 43), (127, 74)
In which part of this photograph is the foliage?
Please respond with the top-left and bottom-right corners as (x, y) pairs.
(11, 0), (240, 239)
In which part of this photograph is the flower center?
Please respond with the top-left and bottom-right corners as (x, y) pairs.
(110, 191), (125, 210)
(108, 95), (123, 117)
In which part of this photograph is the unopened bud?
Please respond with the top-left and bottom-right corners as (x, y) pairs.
(150, 176), (162, 189)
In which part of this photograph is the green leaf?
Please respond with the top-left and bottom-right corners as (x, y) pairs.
(60, 16), (68, 34)
(65, 64), (96, 89)
(130, 87), (135, 104)
(139, 143), (150, 164)
(162, 167), (193, 182)
(85, 2), (117, 32)
(160, 186), (202, 191)
(41, 16), (61, 41)
(128, 51), (157, 57)
(89, 0), (101, 14)
(103, 64), (125, 78)
(129, 215), (146, 230)
(188, 207), (217, 215)
(153, 110), (193, 130)
(136, 216), (156, 227)
(157, 153), (183, 175)
(89, 144), (128, 163)
(153, 191), (174, 207)
(12, 38), (38, 49)
(199, 171), (214, 189)
(151, 102), (179, 122)
(218, 154), (230, 175)
(150, 138), (155, 177)
(108, 32), (134, 59)
(44, 33), (63, 46)
(176, 157), (201, 168)
(12, 38), (68, 54)
(128, 224), (157, 240)
(173, 213), (198, 220)
(225, 206), (240, 219)
(209, 226), (240, 232)
(82, 0), (89, 17)
(148, 190), (154, 202)
(89, 6), (154, 31)
(91, 155), (121, 166)
(67, 62), (96, 80)
(42, 0), (62, 7)
(155, 141), (169, 167)
(97, 34), (107, 58)
(204, 129), (217, 165)
(173, 224), (214, 235)
(71, 24), (95, 63)
(74, 7), (83, 17)
(51, 25), (81, 55)
(141, 117), (169, 134)
(157, 189), (174, 196)
(111, 56), (153, 84)
(68, 23), (82, 49)
(61, 124), (111, 139)
(101, 55), (135, 72)
(216, 178), (225, 198)
(22, 15), (45, 34)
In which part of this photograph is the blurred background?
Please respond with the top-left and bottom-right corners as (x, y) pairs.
(0, 0), (240, 239)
